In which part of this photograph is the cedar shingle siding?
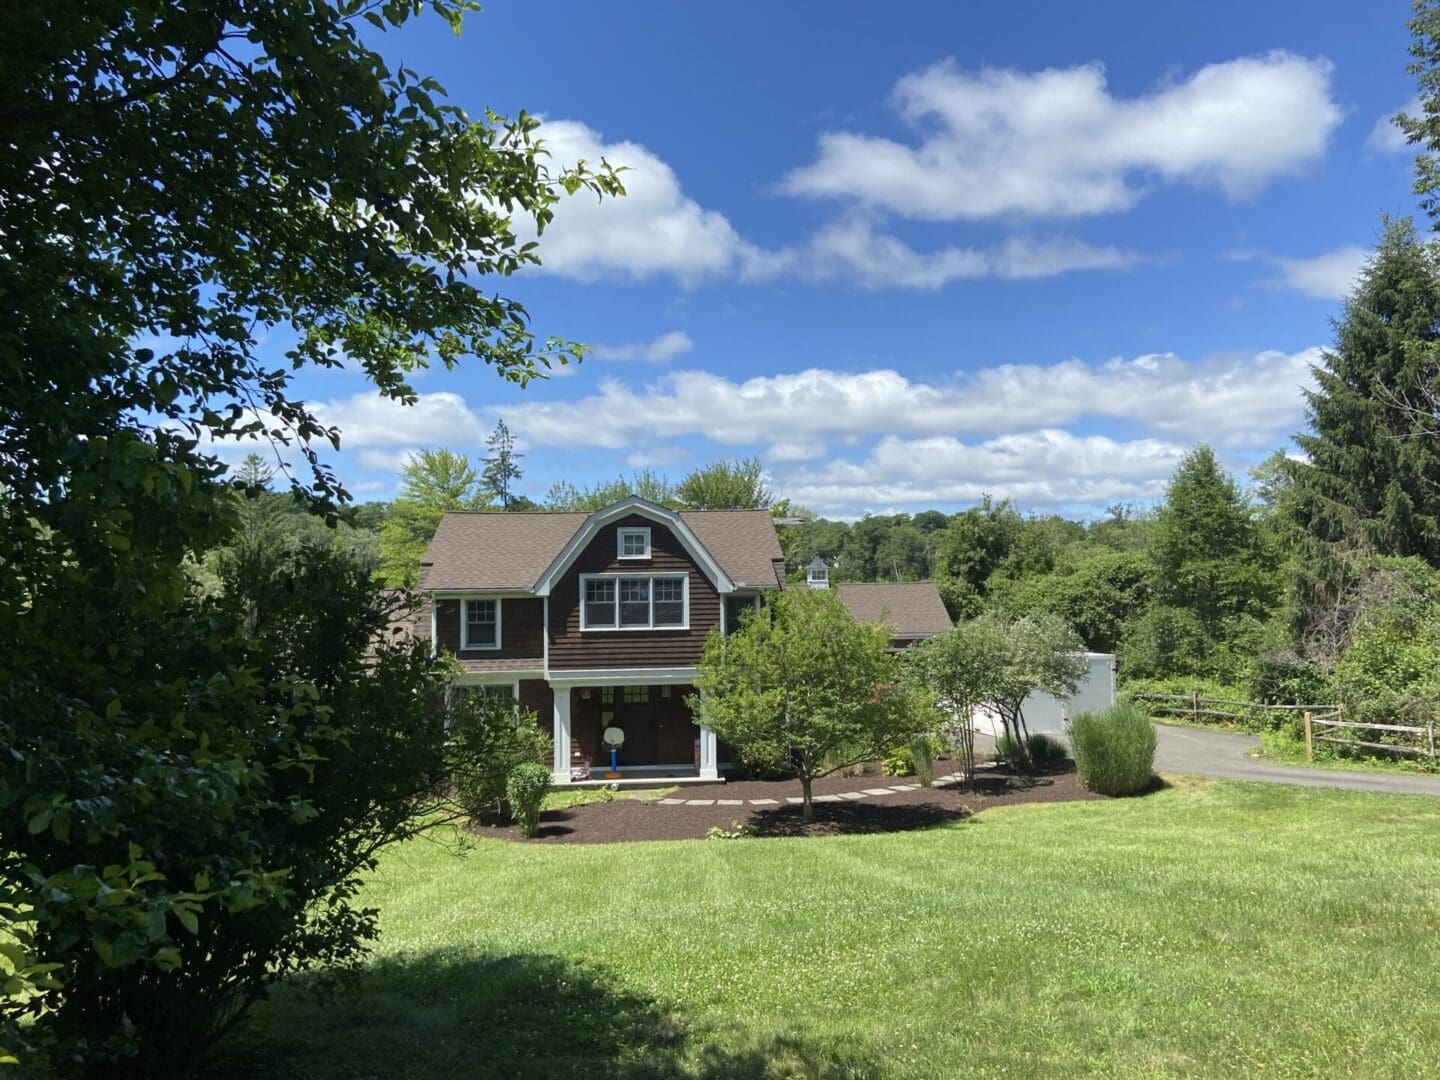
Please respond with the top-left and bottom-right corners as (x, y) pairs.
(548, 514), (720, 670)
(433, 596), (545, 663)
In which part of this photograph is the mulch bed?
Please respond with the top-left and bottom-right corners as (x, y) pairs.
(476, 760), (1108, 844)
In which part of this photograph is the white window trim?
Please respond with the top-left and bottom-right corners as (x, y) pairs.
(579, 572), (689, 631)
(807, 567), (829, 586)
(617, 526), (652, 560)
(460, 597), (503, 651)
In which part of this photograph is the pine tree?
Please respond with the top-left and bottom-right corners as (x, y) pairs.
(1152, 445), (1273, 630)
(481, 420), (524, 509)
(1290, 219), (1440, 564)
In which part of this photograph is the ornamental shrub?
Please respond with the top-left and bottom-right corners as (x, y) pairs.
(1070, 703), (1156, 795)
(505, 763), (551, 838)
(448, 693), (551, 824)
(1025, 733), (1069, 765)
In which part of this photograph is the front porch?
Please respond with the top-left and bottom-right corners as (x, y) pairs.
(548, 671), (720, 785)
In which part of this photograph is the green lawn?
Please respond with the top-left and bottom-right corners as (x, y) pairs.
(205, 779), (1440, 1079)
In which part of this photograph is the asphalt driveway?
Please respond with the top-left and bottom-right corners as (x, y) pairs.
(1154, 723), (1440, 796)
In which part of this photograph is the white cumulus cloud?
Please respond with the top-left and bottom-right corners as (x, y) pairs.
(591, 330), (695, 363)
(1367, 96), (1420, 154)
(501, 348), (1320, 454)
(748, 218), (1141, 290)
(313, 391), (485, 448)
(782, 52), (1341, 220)
(1265, 246), (1371, 300)
(522, 119), (1147, 289)
(783, 430), (1186, 516)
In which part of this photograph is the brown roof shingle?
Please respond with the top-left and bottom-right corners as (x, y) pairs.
(835, 582), (953, 637)
(420, 507), (784, 592)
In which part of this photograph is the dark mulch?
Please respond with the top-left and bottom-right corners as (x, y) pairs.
(477, 760), (1108, 845)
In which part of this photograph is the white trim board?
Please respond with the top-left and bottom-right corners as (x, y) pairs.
(532, 496), (735, 597)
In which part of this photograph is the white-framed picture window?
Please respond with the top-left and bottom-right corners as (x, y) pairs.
(579, 573), (688, 630)
(617, 526), (651, 559)
(461, 598), (501, 650)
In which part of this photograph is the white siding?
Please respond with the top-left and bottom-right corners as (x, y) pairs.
(973, 653), (1116, 736)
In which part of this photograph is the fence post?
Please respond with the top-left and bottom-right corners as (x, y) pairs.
(1428, 719), (1435, 763)
(1192, 689), (1200, 724)
(1304, 711), (1313, 762)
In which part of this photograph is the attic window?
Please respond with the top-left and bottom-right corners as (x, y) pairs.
(807, 563), (829, 588)
(618, 527), (651, 559)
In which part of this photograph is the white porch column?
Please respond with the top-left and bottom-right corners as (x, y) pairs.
(698, 724), (719, 780)
(552, 687), (572, 784)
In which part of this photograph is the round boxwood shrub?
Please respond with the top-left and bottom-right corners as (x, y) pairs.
(1069, 703), (1156, 795)
(506, 762), (552, 838)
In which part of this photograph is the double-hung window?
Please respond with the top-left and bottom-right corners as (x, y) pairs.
(583, 578), (616, 628)
(462, 598), (500, 649)
(581, 574), (687, 630)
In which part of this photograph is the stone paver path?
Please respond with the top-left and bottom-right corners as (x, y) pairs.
(644, 769), (973, 809)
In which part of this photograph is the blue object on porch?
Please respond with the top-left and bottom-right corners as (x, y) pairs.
(603, 726), (625, 776)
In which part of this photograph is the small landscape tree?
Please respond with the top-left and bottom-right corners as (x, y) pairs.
(691, 589), (928, 821)
(977, 611), (1088, 771)
(902, 620), (1005, 787)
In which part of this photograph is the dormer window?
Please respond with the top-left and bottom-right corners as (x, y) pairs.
(618, 526), (651, 560)
(806, 558), (830, 589)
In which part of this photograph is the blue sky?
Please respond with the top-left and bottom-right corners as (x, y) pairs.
(269, 0), (1424, 517)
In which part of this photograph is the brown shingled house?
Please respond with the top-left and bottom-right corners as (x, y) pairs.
(416, 496), (950, 785)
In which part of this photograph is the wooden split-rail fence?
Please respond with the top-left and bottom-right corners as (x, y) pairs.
(1129, 691), (1439, 763)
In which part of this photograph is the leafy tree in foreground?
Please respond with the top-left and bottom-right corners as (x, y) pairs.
(0, 0), (619, 1070)
(692, 589), (928, 821)
(482, 419), (525, 509)
(677, 456), (772, 509)
(380, 448), (492, 586)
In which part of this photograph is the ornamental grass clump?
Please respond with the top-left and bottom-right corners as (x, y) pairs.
(1070, 703), (1156, 796)
(506, 763), (552, 838)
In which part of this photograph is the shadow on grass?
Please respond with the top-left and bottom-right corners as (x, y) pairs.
(201, 949), (880, 1080)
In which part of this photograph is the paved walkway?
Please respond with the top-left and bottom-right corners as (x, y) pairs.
(1155, 723), (1440, 796)
(655, 770), (971, 807)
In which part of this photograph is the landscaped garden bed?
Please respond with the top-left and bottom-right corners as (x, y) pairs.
(474, 759), (1108, 843)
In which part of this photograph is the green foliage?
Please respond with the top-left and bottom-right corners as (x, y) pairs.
(676, 456), (772, 509)
(1070, 704), (1157, 796)
(505, 764), (551, 839)
(1153, 446), (1278, 629)
(380, 449), (493, 586)
(545, 469), (679, 511)
(705, 819), (759, 840)
(0, 0), (621, 1068)
(691, 588), (928, 821)
(880, 734), (943, 782)
(1285, 219), (1440, 658)
(1025, 733), (1070, 765)
(448, 694), (552, 825)
(1333, 601), (1440, 730)
(990, 549), (1153, 653)
(482, 421), (526, 510)
(5, 547), (458, 1073)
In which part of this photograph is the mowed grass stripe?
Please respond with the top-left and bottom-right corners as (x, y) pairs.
(207, 780), (1440, 1079)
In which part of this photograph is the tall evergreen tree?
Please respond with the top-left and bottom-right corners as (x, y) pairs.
(1152, 445), (1274, 629)
(481, 420), (524, 509)
(1290, 219), (1440, 563)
